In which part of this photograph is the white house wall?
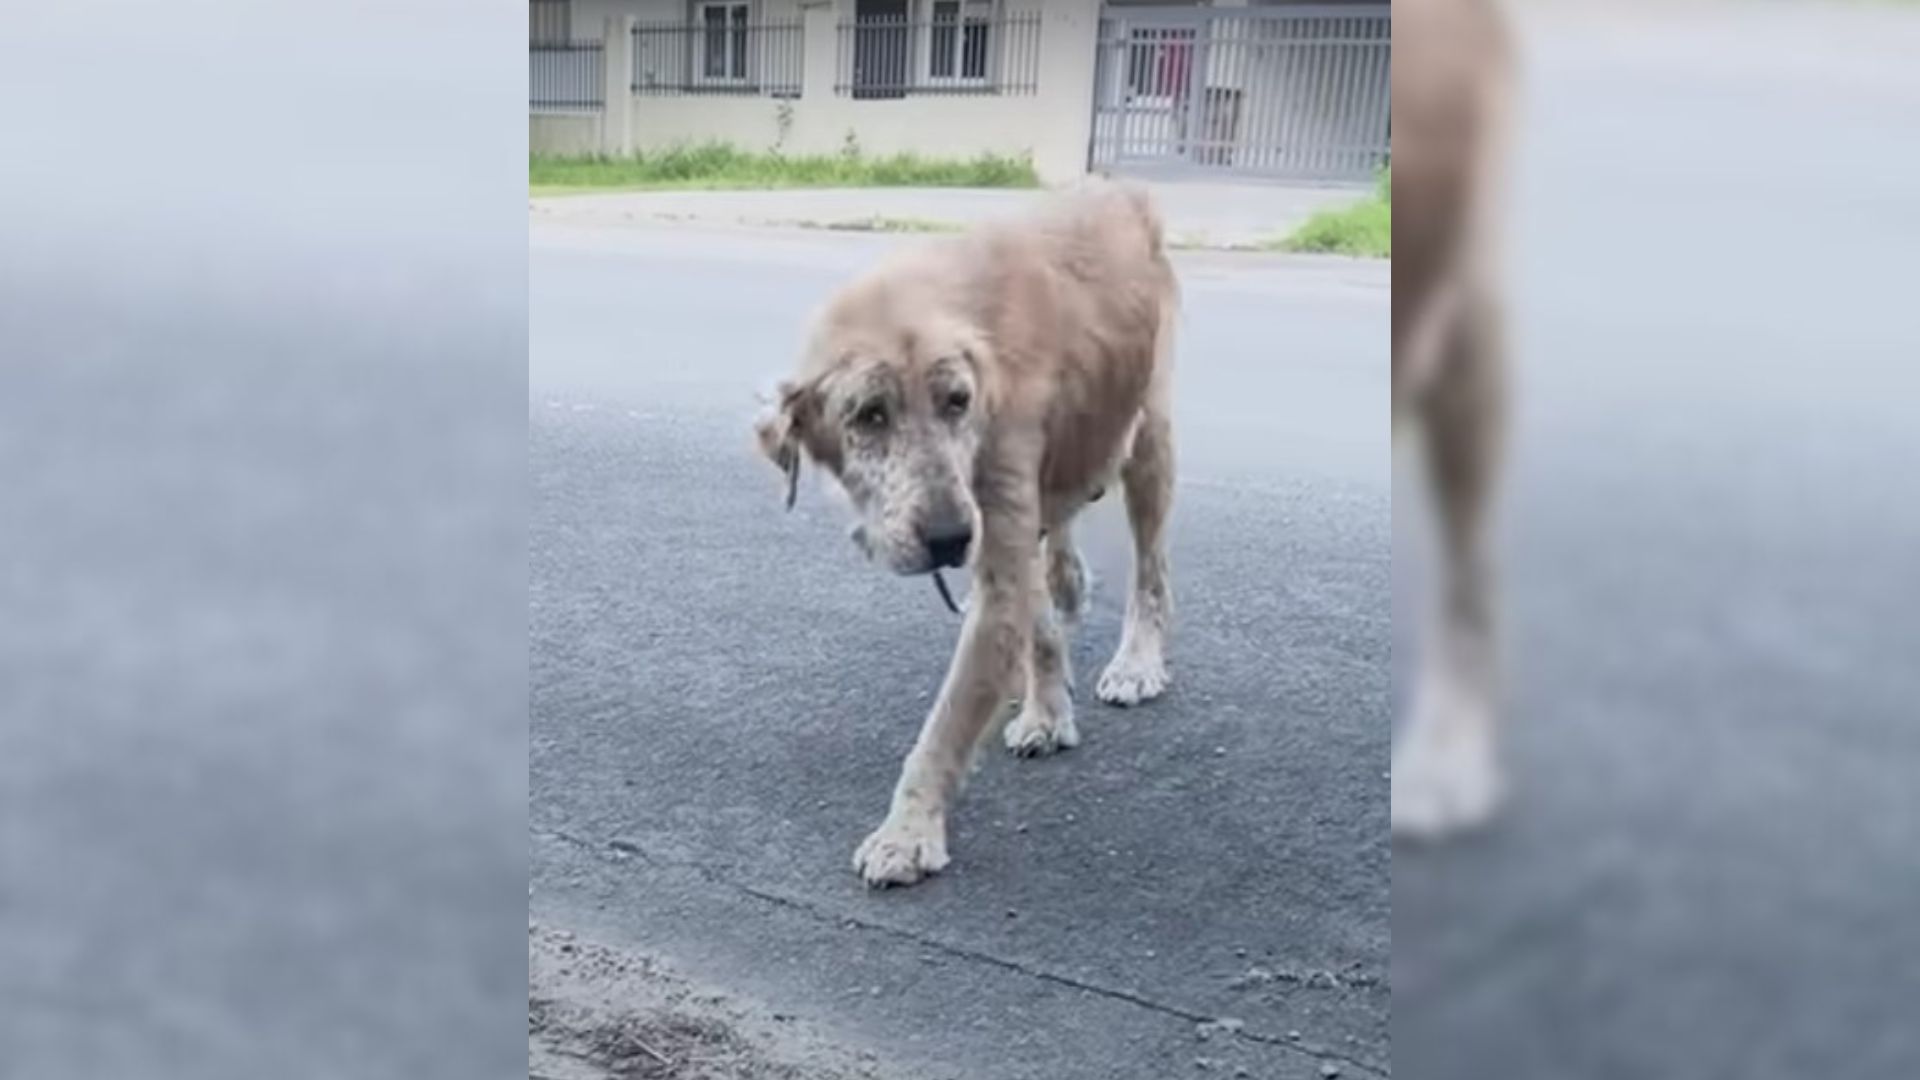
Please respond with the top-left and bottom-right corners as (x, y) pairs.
(532, 0), (1102, 184)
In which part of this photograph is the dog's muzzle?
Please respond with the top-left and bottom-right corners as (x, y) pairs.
(924, 524), (972, 571)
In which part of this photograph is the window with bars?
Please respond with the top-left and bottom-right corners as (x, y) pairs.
(529, 0), (571, 45)
(837, 1), (1038, 97)
(698, 1), (752, 81)
(632, 4), (802, 97)
(928, 0), (992, 82)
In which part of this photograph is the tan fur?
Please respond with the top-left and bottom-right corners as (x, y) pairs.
(755, 180), (1180, 886)
(1392, 0), (1514, 840)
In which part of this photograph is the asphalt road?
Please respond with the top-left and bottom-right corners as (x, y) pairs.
(529, 225), (1390, 1080)
(1394, 6), (1920, 1079)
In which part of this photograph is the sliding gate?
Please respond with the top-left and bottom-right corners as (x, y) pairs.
(1089, 4), (1390, 182)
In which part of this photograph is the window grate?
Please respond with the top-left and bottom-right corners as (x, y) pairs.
(833, 9), (1041, 99)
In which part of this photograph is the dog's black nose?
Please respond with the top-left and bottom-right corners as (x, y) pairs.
(925, 526), (972, 570)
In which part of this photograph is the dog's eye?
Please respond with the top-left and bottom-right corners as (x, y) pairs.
(942, 389), (972, 417)
(853, 402), (889, 430)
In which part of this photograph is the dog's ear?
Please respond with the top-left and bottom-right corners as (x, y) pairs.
(957, 338), (1000, 418)
(753, 380), (808, 510)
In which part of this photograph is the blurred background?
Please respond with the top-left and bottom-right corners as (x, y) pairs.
(0, 2), (528, 1078)
(1394, 1), (1920, 1077)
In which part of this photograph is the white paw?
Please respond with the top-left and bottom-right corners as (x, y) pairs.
(851, 811), (949, 888)
(1003, 702), (1080, 757)
(1391, 688), (1504, 842)
(1097, 648), (1169, 707)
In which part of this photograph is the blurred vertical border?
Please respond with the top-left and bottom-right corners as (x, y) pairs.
(1394, 2), (1920, 1078)
(0, 1), (528, 1077)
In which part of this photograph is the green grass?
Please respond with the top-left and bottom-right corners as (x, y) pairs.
(1272, 168), (1392, 258)
(530, 144), (1040, 194)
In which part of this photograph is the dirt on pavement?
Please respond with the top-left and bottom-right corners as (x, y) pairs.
(529, 923), (905, 1080)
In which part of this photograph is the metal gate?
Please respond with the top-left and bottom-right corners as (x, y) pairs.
(1089, 4), (1390, 182)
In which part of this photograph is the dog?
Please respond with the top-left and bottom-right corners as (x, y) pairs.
(754, 181), (1179, 887)
(1391, 0), (1514, 840)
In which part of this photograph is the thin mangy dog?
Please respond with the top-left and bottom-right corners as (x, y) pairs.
(755, 181), (1179, 886)
(1392, 0), (1514, 839)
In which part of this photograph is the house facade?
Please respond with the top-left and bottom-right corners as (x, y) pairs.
(531, 0), (1389, 184)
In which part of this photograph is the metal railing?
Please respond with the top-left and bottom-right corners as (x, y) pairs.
(1091, 5), (1390, 181)
(631, 19), (805, 97)
(834, 11), (1041, 98)
(531, 42), (604, 111)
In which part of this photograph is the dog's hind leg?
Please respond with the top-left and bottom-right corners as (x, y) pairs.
(1393, 287), (1506, 840)
(1005, 544), (1080, 756)
(1044, 522), (1090, 626)
(1097, 406), (1174, 706)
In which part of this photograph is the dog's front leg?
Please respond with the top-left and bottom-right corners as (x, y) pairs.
(1393, 289), (1506, 840)
(853, 487), (1039, 887)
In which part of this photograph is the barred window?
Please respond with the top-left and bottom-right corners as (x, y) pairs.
(697, 1), (752, 80)
(837, 2), (1039, 98)
(529, 0), (571, 46)
(929, 0), (992, 82)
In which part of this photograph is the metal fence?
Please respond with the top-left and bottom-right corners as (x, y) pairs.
(531, 42), (604, 111)
(1090, 5), (1390, 181)
(631, 19), (805, 97)
(834, 11), (1041, 98)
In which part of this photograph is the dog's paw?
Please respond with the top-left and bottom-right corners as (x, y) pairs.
(1003, 701), (1080, 757)
(1391, 688), (1503, 842)
(852, 812), (949, 888)
(1096, 650), (1169, 707)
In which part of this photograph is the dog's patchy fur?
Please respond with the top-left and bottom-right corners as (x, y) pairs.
(1392, 0), (1513, 840)
(756, 181), (1179, 886)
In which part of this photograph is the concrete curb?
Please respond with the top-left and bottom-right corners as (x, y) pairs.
(528, 185), (1378, 256)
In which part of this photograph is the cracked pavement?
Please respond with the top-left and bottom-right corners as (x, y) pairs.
(530, 223), (1389, 1079)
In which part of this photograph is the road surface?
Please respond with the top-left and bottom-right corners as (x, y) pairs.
(530, 224), (1391, 1080)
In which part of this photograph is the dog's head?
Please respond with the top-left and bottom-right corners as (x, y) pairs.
(755, 307), (990, 576)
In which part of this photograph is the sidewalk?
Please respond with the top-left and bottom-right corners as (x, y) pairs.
(528, 180), (1365, 251)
